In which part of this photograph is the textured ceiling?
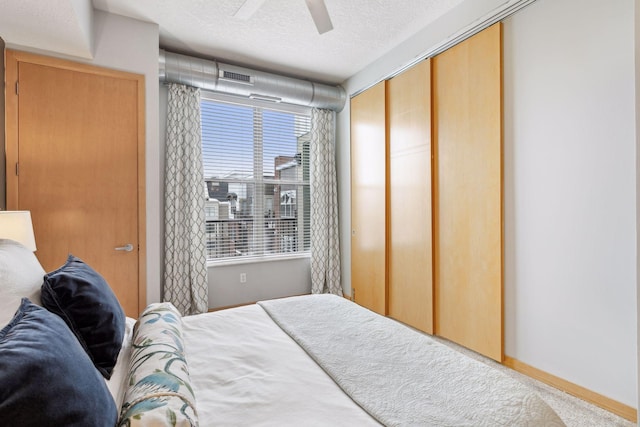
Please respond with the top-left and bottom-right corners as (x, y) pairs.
(95, 0), (466, 84)
(0, 0), (466, 84)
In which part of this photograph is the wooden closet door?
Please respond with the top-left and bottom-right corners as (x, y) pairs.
(433, 23), (503, 361)
(350, 82), (386, 315)
(387, 60), (433, 333)
(5, 50), (146, 317)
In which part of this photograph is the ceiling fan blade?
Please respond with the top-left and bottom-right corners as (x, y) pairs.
(234, 0), (268, 20)
(304, 0), (333, 34)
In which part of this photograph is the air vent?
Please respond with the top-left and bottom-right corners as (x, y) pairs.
(219, 69), (253, 85)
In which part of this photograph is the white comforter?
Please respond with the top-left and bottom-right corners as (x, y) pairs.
(259, 295), (565, 427)
(110, 295), (565, 426)
(181, 303), (380, 426)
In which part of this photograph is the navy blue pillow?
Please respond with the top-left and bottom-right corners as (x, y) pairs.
(41, 255), (125, 379)
(0, 298), (118, 426)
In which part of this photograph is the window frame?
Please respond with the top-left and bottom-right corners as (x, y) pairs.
(200, 91), (312, 266)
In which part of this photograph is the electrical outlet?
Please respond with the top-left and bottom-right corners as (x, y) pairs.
(240, 273), (247, 283)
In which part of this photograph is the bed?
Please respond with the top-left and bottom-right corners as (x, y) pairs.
(0, 238), (565, 426)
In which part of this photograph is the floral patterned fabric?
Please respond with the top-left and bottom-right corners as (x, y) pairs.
(118, 303), (198, 427)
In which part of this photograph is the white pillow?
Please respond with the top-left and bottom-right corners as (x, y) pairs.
(0, 239), (46, 327)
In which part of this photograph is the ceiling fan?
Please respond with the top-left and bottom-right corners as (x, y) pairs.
(234, 0), (334, 34)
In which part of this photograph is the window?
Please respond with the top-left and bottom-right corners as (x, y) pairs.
(201, 93), (311, 262)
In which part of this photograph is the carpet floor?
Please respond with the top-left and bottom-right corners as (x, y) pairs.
(431, 336), (635, 427)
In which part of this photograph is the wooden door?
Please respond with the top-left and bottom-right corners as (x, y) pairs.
(432, 23), (503, 361)
(5, 50), (146, 317)
(386, 60), (433, 333)
(350, 81), (386, 315)
(0, 39), (5, 210)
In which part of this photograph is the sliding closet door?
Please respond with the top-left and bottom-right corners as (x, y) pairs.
(350, 82), (387, 315)
(433, 23), (503, 361)
(387, 60), (433, 333)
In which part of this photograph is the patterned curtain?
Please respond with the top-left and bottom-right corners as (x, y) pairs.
(164, 83), (209, 315)
(309, 108), (342, 295)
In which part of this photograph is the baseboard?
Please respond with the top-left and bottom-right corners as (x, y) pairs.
(503, 356), (637, 423)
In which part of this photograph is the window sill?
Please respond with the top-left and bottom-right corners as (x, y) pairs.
(206, 252), (310, 268)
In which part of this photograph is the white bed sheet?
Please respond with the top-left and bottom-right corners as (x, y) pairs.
(105, 316), (136, 410)
(181, 304), (380, 427)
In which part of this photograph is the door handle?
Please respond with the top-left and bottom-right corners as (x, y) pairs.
(115, 243), (134, 252)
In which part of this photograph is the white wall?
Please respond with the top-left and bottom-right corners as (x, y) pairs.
(337, 0), (638, 409)
(92, 11), (161, 305)
(206, 258), (311, 308)
(6, 11), (162, 305)
(503, 0), (636, 407)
